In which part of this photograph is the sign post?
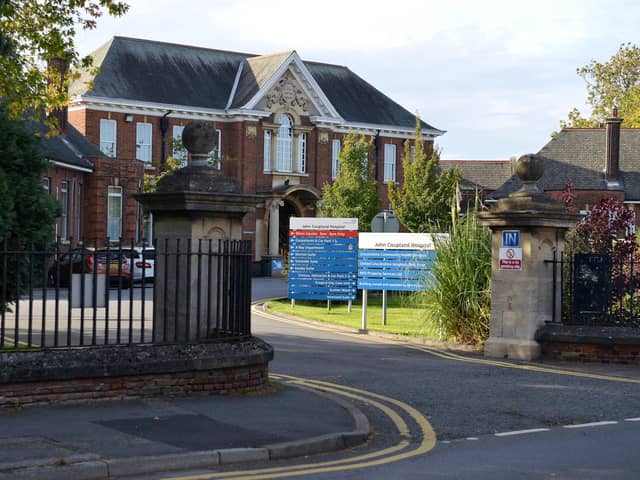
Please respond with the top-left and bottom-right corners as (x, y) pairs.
(358, 233), (439, 329)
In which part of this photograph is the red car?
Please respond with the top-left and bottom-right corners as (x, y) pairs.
(48, 248), (132, 288)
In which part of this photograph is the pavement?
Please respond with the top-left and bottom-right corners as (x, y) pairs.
(0, 381), (369, 480)
(0, 276), (373, 480)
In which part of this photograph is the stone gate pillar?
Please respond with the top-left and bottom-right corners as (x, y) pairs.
(136, 121), (260, 342)
(479, 154), (580, 360)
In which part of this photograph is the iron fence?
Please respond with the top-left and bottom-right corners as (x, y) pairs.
(0, 238), (252, 351)
(546, 251), (640, 327)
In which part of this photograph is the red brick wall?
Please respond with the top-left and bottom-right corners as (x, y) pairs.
(0, 364), (269, 408)
(68, 107), (432, 244)
(541, 341), (640, 365)
(44, 166), (88, 245)
(83, 157), (144, 242)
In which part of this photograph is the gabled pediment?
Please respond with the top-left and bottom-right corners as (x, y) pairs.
(256, 71), (317, 116)
(231, 51), (342, 121)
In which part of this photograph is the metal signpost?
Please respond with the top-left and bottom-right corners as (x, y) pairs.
(358, 232), (438, 329)
(288, 218), (358, 306)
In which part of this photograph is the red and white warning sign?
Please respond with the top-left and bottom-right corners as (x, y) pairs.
(499, 247), (522, 271)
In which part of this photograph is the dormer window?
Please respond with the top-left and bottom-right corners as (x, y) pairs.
(276, 114), (293, 172)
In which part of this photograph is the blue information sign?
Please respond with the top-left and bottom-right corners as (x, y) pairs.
(502, 230), (520, 247)
(288, 218), (358, 301)
(357, 233), (438, 292)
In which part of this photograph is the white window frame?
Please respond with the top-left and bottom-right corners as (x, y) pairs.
(59, 181), (69, 241)
(332, 139), (341, 179)
(42, 177), (50, 193)
(172, 125), (187, 166)
(99, 119), (117, 157)
(297, 133), (307, 173)
(384, 143), (397, 183)
(143, 212), (153, 245)
(208, 128), (222, 170)
(136, 122), (152, 162)
(107, 186), (123, 241)
(75, 182), (82, 241)
(276, 115), (293, 172)
(263, 130), (272, 171)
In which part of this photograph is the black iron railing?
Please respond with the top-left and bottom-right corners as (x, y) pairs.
(0, 238), (252, 351)
(546, 251), (640, 327)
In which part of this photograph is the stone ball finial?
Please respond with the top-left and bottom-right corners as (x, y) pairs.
(515, 154), (544, 182)
(182, 121), (217, 157)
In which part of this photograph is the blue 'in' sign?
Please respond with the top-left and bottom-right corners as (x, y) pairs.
(502, 230), (520, 247)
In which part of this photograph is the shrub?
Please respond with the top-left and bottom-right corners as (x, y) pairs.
(417, 206), (491, 345)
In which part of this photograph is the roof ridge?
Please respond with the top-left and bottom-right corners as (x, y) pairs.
(111, 35), (256, 57)
(247, 50), (296, 61)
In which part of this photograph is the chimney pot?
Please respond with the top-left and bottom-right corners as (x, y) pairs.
(605, 108), (623, 185)
(46, 56), (71, 133)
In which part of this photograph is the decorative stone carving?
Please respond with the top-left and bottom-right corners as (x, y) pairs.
(318, 132), (329, 144)
(246, 125), (257, 139)
(266, 73), (309, 113)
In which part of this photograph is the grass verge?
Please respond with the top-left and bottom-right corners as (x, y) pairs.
(266, 295), (445, 340)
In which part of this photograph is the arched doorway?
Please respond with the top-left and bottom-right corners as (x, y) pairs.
(278, 199), (299, 256)
(272, 184), (322, 259)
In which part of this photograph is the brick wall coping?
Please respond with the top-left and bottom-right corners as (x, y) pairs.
(536, 324), (640, 345)
(1, 338), (274, 384)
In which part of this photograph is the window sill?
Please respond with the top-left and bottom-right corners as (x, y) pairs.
(263, 170), (309, 177)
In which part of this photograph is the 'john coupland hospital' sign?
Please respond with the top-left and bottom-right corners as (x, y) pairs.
(358, 233), (441, 292)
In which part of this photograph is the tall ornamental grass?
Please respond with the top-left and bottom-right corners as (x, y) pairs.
(418, 205), (491, 345)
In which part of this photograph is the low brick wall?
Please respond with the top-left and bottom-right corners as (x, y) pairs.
(536, 324), (640, 364)
(0, 338), (273, 408)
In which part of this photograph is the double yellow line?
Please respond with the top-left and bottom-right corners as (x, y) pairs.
(166, 374), (436, 480)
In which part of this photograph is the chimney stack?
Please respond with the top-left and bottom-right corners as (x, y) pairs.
(46, 56), (70, 133)
(605, 106), (623, 186)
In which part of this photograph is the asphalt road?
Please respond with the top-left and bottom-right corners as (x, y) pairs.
(247, 313), (640, 479)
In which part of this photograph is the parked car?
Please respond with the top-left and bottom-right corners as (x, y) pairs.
(119, 246), (155, 283)
(49, 248), (132, 288)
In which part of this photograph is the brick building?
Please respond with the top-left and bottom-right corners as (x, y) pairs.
(491, 110), (640, 217)
(34, 117), (144, 246)
(67, 36), (444, 260)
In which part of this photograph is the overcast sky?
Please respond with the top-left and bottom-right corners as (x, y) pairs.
(74, 0), (639, 160)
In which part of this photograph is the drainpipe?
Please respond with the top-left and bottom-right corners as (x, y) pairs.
(160, 110), (173, 164)
(374, 130), (381, 182)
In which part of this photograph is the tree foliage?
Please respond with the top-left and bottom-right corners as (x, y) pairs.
(143, 155), (182, 193)
(561, 43), (640, 129)
(0, 0), (129, 131)
(566, 198), (639, 299)
(320, 134), (379, 232)
(0, 107), (60, 310)
(0, 107), (59, 243)
(388, 117), (461, 232)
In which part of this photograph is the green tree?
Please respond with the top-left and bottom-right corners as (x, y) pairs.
(320, 134), (379, 232)
(388, 117), (461, 232)
(0, 0), (129, 131)
(143, 155), (182, 193)
(561, 43), (640, 128)
(0, 107), (60, 309)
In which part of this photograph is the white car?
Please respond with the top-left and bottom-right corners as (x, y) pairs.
(120, 246), (155, 283)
